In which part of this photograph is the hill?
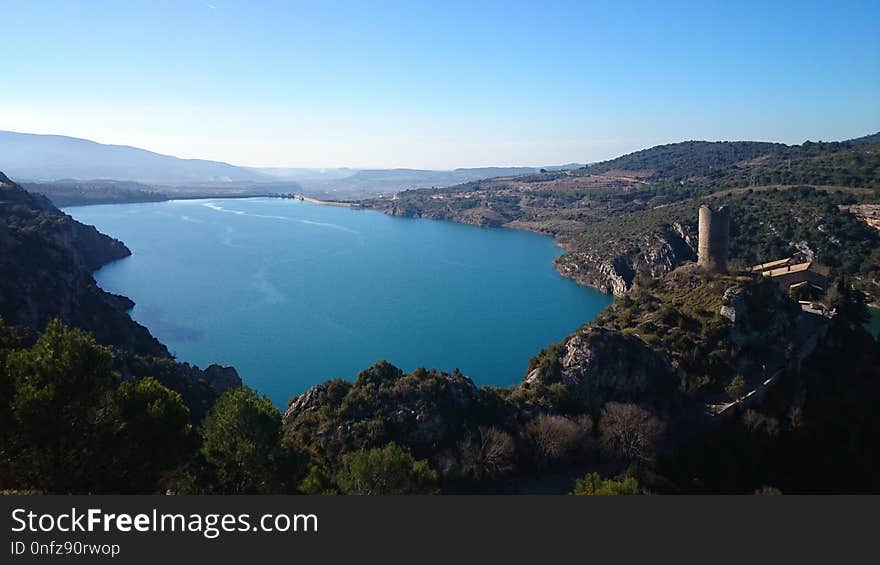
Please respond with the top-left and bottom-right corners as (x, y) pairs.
(581, 134), (880, 190)
(260, 165), (585, 200)
(0, 130), (271, 184)
(585, 140), (785, 180)
(21, 179), (170, 207)
(363, 134), (880, 301)
(0, 130), (584, 201)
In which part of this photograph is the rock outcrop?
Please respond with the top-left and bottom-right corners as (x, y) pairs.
(560, 327), (676, 400)
(524, 326), (680, 412)
(841, 203), (880, 232)
(283, 361), (484, 463)
(719, 279), (799, 354)
(556, 225), (697, 296)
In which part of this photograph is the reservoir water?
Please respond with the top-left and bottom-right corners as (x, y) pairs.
(67, 198), (612, 406)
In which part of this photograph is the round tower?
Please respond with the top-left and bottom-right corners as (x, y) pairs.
(698, 205), (730, 272)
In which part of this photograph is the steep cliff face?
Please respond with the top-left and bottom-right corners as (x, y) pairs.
(559, 327), (678, 406)
(719, 282), (799, 353)
(556, 223), (697, 296)
(0, 172), (166, 356)
(523, 326), (680, 411)
(554, 252), (634, 295)
(0, 172), (131, 268)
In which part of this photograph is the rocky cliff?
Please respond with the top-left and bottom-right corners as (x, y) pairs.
(556, 222), (697, 296)
(283, 360), (485, 465)
(0, 171), (166, 356)
(545, 326), (679, 410)
(521, 265), (812, 420)
(0, 171), (241, 415)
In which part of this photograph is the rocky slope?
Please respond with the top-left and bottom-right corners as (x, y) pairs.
(591, 266), (806, 404)
(541, 326), (679, 410)
(0, 171), (166, 355)
(283, 360), (485, 467)
(0, 171), (241, 416)
(522, 264), (810, 414)
(556, 221), (697, 295)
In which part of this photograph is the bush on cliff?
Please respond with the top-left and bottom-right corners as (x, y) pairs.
(572, 472), (641, 495)
(336, 443), (438, 495)
(0, 319), (194, 493)
(191, 387), (305, 494)
(283, 361), (487, 469)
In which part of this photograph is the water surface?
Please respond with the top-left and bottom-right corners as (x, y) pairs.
(868, 307), (880, 340)
(67, 198), (612, 406)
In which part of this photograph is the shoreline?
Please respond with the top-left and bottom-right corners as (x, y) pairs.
(62, 192), (359, 209)
(298, 195), (356, 208)
(59, 192), (277, 208)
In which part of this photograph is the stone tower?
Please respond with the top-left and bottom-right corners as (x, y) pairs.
(698, 205), (730, 272)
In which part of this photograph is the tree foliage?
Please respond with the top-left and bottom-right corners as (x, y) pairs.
(725, 376), (747, 401)
(0, 319), (193, 493)
(196, 387), (303, 494)
(573, 472), (641, 495)
(336, 443), (438, 495)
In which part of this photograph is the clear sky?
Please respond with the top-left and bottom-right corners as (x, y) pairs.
(1, 0), (878, 168)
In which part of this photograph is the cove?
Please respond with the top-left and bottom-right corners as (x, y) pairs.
(66, 197), (612, 407)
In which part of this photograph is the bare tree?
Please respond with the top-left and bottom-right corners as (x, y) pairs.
(526, 414), (594, 466)
(458, 427), (515, 480)
(598, 402), (665, 463)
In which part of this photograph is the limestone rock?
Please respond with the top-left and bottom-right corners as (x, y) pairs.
(557, 326), (678, 409)
(202, 364), (243, 395)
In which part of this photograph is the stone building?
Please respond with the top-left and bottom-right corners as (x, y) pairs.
(751, 256), (830, 297)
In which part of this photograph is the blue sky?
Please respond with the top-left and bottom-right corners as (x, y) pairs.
(1, 0), (878, 168)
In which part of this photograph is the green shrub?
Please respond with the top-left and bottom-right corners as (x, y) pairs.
(573, 472), (641, 495)
(336, 443), (438, 495)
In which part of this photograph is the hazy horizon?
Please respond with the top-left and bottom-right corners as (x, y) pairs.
(2, 127), (878, 173)
(2, 0), (878, 169)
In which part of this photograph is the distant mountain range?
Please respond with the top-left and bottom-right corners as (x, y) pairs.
(265, 165), (585, 200)
(0, 130), (271, 184)
(0, 130), (585, 202)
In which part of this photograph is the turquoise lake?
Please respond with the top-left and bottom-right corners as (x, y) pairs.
(67, 198), (612, 406)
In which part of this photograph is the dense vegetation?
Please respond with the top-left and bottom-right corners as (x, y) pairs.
(584, 140), (784, 180)
(584, 138), (880, 191)
(0, 320), (194, 493)
(22, 179), (169, 207)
